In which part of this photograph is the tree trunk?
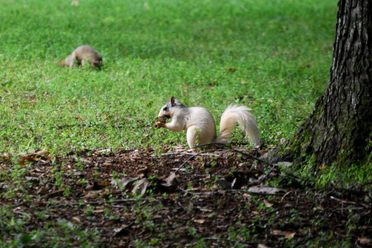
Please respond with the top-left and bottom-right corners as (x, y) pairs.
(277, 0), (372, 166)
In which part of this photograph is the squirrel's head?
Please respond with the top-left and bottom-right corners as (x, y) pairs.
(92, 56), (103, 69)
(158, 96), (185, 118)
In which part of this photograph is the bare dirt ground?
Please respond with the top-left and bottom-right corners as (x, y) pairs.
(1, 146), (371, 247)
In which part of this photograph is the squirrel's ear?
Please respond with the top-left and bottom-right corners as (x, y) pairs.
(170, 96), (176, 106)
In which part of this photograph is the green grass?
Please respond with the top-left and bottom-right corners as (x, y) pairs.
(2, 2), (371, 246)
(0, 0), (337, 156)
(0, 204), (99, 248)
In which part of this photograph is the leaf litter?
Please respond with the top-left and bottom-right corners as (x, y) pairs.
(0, 146), (371, 247)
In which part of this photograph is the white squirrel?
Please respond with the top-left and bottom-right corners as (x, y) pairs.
(155, 97), (260, 149)
(59, 45), (103, 69)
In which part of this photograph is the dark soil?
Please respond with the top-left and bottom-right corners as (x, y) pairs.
(1, 146), (371, 247)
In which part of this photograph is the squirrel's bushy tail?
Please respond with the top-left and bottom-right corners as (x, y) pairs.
(216, 105), (260, 147)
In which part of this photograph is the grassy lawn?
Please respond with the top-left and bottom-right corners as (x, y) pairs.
(5, 1), (369, 247)
(0, 0), (337, 156)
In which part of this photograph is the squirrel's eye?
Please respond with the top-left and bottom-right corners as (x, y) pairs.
(163, 107), (168, 111)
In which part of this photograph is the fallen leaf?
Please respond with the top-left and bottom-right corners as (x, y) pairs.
(132, 178), (150, 195)
(19, 150), (51, 166)
(113, 224), (130, 237)
(44, 190), (64, 199)
(137, 166), (148, 174)
(319, 163), (327, 170)
(103, 161), (114, 167)
(72, 216), (81, 224)
(193, 218), (206, 224)
(358, 237), (372, 245)
(274, 161), (293, 168)
(94, 148), (112, 155)
(230, 178), (237, 188)
(91, 180), (111, 189)
(272, 229), (295, 239)
(73, 171), (85, 177)
(25, 176), (39, 183)
(0, 152), (11, 162)
(111, 177), (138, 189)
(263, 199), (273, 207)
(93, 208), (105, 214)
(161, 172), (177, 187)
(35, 150), (49, 157)
(248, 186), (285, 195)
(84, 190), (104, 199)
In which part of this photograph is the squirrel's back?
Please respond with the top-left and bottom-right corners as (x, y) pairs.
(186, 107), (217, 146)
(60, 45), (102, 68)
(187, 107), (215, 129)
(74, 45), (101, 60)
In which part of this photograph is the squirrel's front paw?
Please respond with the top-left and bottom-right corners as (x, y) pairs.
(154, 116), (167, 128)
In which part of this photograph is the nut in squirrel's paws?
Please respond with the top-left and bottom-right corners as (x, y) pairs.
(154, 116), (168, 128)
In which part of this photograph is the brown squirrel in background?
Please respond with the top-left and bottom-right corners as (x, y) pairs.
(59, 45), (103, 69)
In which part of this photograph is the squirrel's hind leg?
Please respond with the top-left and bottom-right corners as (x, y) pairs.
(186, 126), (200, 149)
(187, 126), (215, 149)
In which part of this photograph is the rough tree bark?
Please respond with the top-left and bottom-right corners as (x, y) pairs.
(276, 0), (372, 166)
